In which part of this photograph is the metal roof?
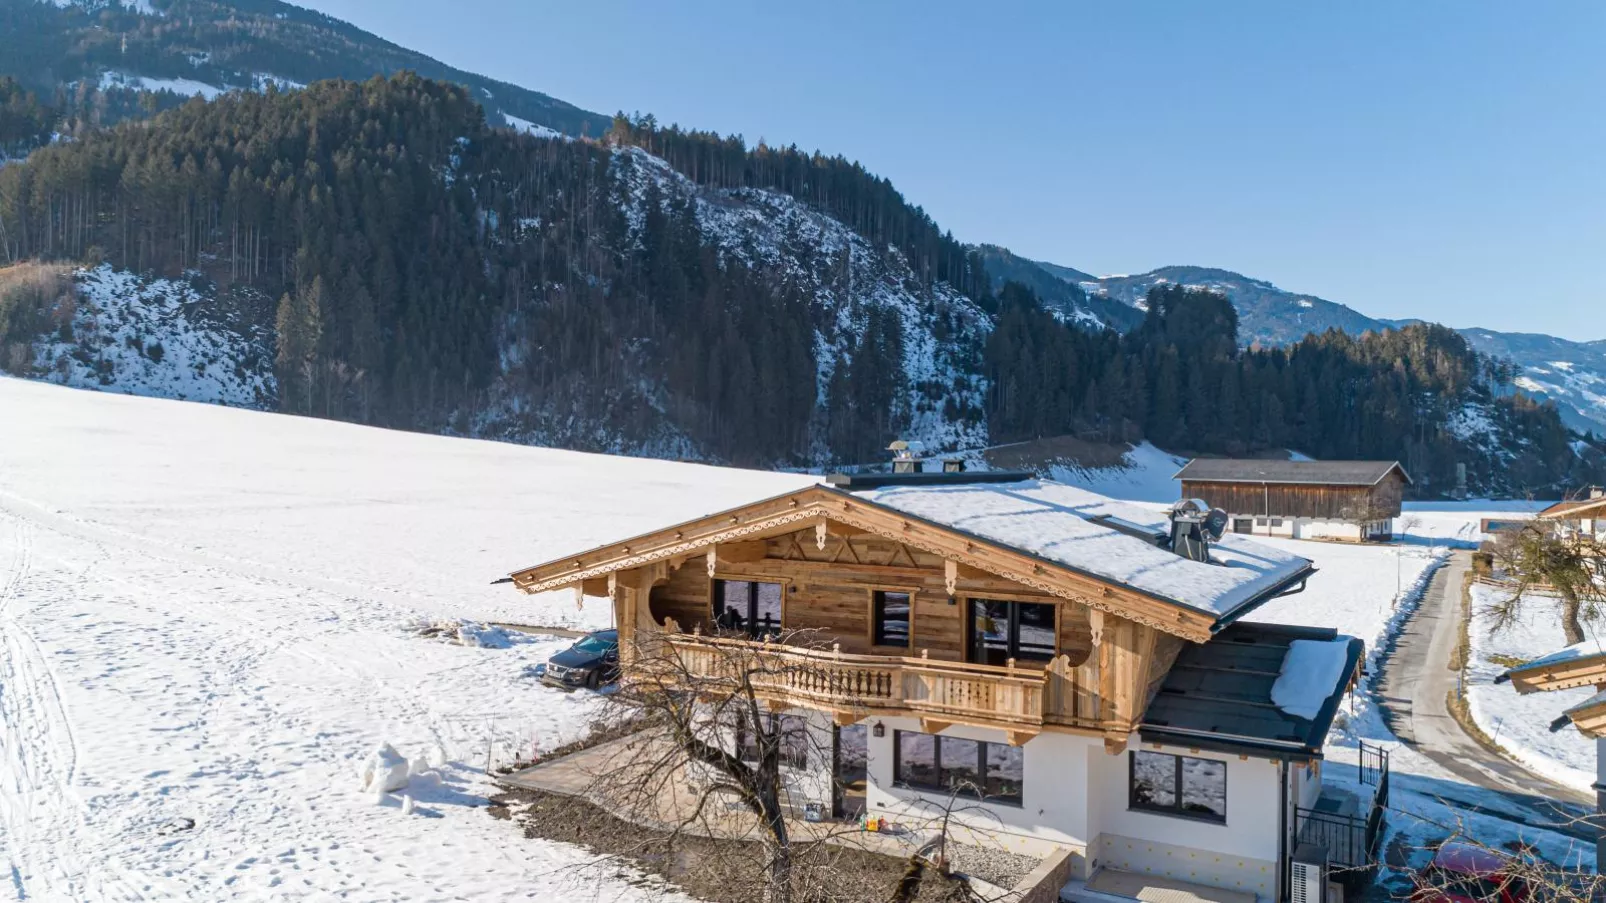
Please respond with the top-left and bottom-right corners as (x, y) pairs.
(1138, 622), (1364, 760)
(1173, 459), (1411, 487)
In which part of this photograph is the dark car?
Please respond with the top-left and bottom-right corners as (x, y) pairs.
(541, 629), (619, 689)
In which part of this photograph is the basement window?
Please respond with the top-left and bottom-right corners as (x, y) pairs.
(872, 590), (912, 647)
(1129, 750), (1226, 823)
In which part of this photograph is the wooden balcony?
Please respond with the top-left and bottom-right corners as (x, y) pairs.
(650, 631), (1107, 737)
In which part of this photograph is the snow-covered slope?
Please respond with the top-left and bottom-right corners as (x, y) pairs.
(30, 264), (275, 408)
(0, 376), (810, 900)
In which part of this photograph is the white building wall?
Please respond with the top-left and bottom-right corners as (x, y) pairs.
(1292, 519), (1364, 542)
(860, 720), (1290, 898)
(1086, 745), (1283, 901)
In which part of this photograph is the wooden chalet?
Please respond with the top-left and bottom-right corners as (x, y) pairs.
(1538, 488), (1606, 540)
(504, 468), (1392, 899)
(1172, 459), (1411, 542)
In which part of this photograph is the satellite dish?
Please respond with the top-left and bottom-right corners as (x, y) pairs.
(1204, 508), (1229, 541)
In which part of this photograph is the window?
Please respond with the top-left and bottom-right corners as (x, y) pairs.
(872, 590), (912, 647)
(738, 714), (809, 769)
(1129, 750), (1226, 823)
(1269, 518), (1284, 528)
(713, 579), (784, 639)
(894, 730), (1024, 805)
(968, 599), (1057, 665)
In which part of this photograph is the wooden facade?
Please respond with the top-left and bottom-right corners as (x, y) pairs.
(1179, 477), (1405, 522)
(511, 485), (1221, 748)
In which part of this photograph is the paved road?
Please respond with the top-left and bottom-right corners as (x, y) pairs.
(1376, 549), (1592, 830)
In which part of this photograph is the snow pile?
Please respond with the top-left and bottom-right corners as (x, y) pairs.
(1465, 582), (1601, 793)
(1271, 639), (1352, 720)
(359, 743), (413, 794)
(502, 112), (563, 138)
(410, 618), (520, 648)
(30, 265), (275, 408)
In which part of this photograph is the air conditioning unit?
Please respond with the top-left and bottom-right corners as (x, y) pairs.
(1290, 843), (1328, 903)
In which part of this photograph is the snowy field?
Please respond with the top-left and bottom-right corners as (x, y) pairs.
(1466, 582), (1603, 793)
(0, 377), (807, 901)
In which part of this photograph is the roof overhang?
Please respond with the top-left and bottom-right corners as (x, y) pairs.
(1502, 650), (1606, 694)
(1171, 460), (1412, 487)
(506, 485), (1307, 643)
(1539, 497), (1606, 521)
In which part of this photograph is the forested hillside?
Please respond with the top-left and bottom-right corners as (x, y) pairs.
(0, 0), (605, 137)
(0, 73), (1598, 495)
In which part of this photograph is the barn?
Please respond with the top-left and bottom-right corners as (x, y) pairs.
(1172, 459), (1411, 542)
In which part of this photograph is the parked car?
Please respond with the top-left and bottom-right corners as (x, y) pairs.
(1413, 842), (1527, 903)
(540, 629), (619, 689)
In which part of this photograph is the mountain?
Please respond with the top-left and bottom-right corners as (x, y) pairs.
(0, 6), (1599, 495)
(973, 245), (1140, 332)
(1003, 258), (1606, 436)
(0, 0), (607, 137)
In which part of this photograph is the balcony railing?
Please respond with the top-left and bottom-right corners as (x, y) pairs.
(649, 631), (1105, 732)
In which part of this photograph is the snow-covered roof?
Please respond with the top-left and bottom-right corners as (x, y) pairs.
(845, 479), (1314, 621)
(1173, 458), (1411, 487)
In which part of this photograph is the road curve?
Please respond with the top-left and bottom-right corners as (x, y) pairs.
(1375, 549), (1592, 823)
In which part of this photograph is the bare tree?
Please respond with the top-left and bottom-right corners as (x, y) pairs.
(551, 624), (1018, 903)
(1489, 524), (1606, 644)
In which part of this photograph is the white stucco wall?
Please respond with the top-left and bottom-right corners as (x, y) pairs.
(1291, 519), (1363, 541)
(862, 717), (1094, 858)
(1089, 747), (1282, 864)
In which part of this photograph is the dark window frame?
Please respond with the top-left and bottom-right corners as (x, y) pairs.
(871, 589), (913, 648)
(892, 730), (1024, 807)
(966, 598), (1058, 665)
(712, 578), (785, 639)
(1128, 750), (1227, 824)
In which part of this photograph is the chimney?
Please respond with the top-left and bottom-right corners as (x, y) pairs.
(1591, 486), (1605, 500)
(888, 440), (924, 474)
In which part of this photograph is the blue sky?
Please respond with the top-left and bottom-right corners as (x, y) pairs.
(297, 1), (1603, 340)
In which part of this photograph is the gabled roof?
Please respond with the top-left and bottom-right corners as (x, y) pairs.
(508, 478), (1315, 643)
(1172, 459), (1411, 487)
(1138, 622), (1364, 760)
(1539, 495), (1606, 520)
(1501, 639), (1606, 693)
(845, 480), (1314, 623)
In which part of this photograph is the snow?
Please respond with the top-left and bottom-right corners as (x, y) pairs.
(1271, 639), (1352, 720)
(360, 744), (414, 794)
(502, 112), (562, 139)
(0, 376), (800, 900)
(850, 479), (1313, 618)
(30, 264), (275, 408)
(99, 71), (222, 100)
(1043, 442), (1188, 503)
(1466, 583), (1602, 792)
(1248, 538), (1445, 672)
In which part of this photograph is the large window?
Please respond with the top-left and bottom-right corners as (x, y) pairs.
(872, 590), (912, 647)
(713, 579), (784, 639)
(1129, 750), (1226, 823)
(968, 599), (1056, 665)
(893, 730), (1023, 805)
(738, 714), (809, 769)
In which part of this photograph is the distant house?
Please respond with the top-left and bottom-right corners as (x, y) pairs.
(1538, 488), (1606, 540)
(1173, 459), (1411, 542)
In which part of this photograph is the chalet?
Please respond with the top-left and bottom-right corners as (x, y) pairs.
(1538, 488), (1606, 540)
(506, 467), (1389, 903)
(1172, 459), (1411, 542)
(1500, 645), (1606, 876)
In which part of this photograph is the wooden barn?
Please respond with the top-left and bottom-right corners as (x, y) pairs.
(1172, 459), (1411, 542)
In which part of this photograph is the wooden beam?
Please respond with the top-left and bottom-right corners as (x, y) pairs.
(707, 541), (769, 576)
(919, 718), (953, 735)
(1006, 729), (1039, 747)
(580, 576), (610, 596)
(834, 711), (863, 727)
(1103, 734), (1129, 756)
(944, 559), (958, 596)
